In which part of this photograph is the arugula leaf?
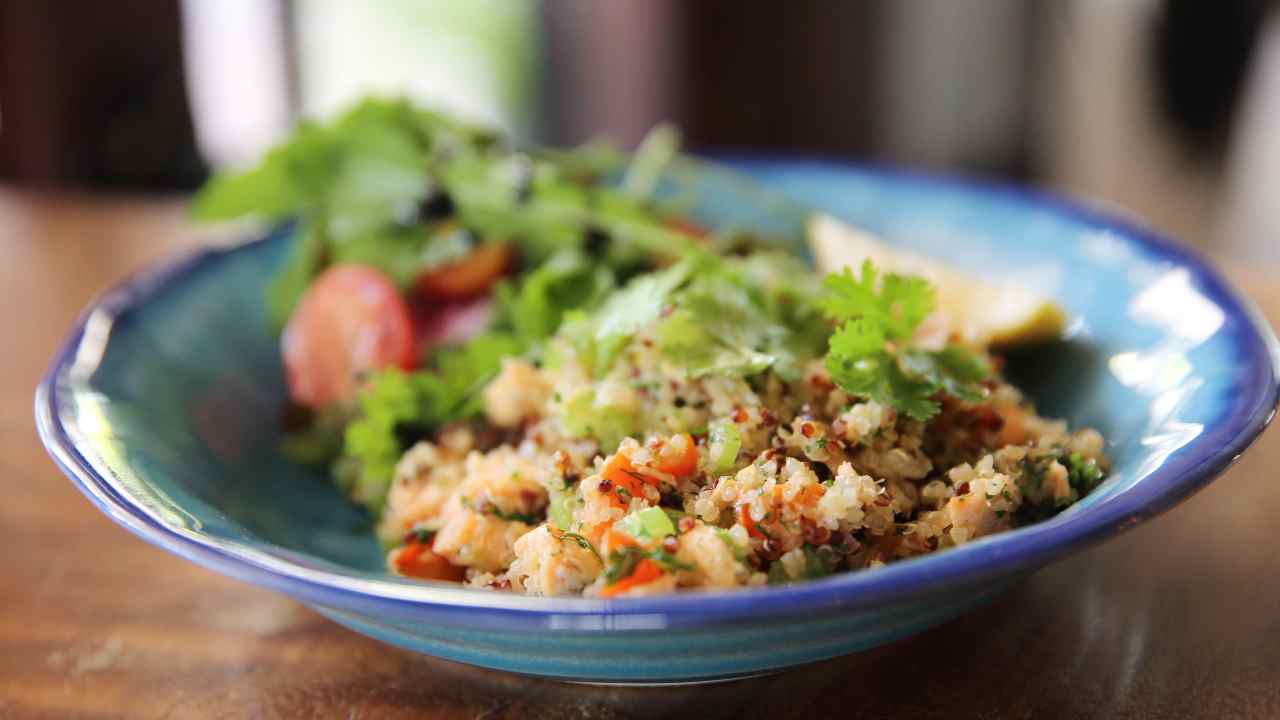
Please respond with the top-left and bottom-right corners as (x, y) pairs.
(821, 260), (990, 421)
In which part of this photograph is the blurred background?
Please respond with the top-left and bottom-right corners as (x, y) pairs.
(0, 0), (1276, 259)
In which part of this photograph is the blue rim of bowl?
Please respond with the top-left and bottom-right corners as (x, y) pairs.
(35, 158), (1280, 631)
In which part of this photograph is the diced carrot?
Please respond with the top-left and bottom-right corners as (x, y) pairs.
(584, 520), (614, 549)
(654, 433), (699, 477)
(600, 559), (664, 598)
(602, 452), (656, 506)
(798, 483), (825, 507)
(605, 529), (639, 554)
(739, 504), (765, 539)
(392, 542), (466, 582)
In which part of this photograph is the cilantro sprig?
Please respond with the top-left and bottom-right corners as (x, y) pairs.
(820, 260), (990, 421)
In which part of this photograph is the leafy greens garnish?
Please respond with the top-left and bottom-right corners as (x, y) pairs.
(337, 333), (522, 512)
(820, 260), (990, 421)
(192, 98), (696, 331)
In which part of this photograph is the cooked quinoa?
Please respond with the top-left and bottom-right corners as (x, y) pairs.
(382, 255), (1108, 596)
(200, 102), (1104, 596)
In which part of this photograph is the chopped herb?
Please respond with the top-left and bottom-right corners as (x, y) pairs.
(646, 549), (694, 572)
(560, 532), (601, 561)
(1065, 452), (1105, 495)
(482, 504), (540, 524)
(603, 549), (644, 584)
(603, 546), (692, 584)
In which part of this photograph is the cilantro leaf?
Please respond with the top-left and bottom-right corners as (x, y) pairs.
(820, 260), (989, 421)
(587, 260), (692, 372)
(820, 260), (934, 341)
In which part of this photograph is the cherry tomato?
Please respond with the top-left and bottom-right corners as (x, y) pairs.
(415, 242), (513, 299)
(282, 264), (416, 409)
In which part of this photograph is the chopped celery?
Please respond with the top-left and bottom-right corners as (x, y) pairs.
(547, 485), (581, 529)
(617, 506), (676, 540)
(558, 387), (639, 449)
(707, 420), (743, 472)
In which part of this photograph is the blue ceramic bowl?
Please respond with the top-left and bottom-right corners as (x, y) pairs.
(36, 159), (1279, 683)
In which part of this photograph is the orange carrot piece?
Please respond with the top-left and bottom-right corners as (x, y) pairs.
(654, 433), (699, 477)
(393, 543), (466, 582)
(600, 559), (664, 598)
(739, 504), (765, 539)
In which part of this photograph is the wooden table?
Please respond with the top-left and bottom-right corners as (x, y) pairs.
(3, 187), (1278, 719)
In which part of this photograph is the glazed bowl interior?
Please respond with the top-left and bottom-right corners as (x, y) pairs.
(39, 158), (1278, 629)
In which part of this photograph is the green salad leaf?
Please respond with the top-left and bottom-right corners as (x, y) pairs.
(494, 249), (615, 346)
(336, 331), (523, 513)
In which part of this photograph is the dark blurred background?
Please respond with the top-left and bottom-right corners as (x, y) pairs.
(0, 0), (1276, 257)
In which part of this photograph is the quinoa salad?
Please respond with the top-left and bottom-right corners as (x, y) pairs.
(194, 98), (1108, 598)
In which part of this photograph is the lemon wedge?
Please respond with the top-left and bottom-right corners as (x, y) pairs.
(807, 213), (1066, 348)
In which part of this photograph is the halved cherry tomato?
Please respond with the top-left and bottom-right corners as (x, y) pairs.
(416, 242), (513, 299)
(654, 433), (699, 477)
(392, 542), (467, 582)
(282, 264), (416, 409)
(600, 559), (664, 598)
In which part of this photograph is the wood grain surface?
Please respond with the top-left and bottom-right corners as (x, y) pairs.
(2, 187), (1278, 719)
